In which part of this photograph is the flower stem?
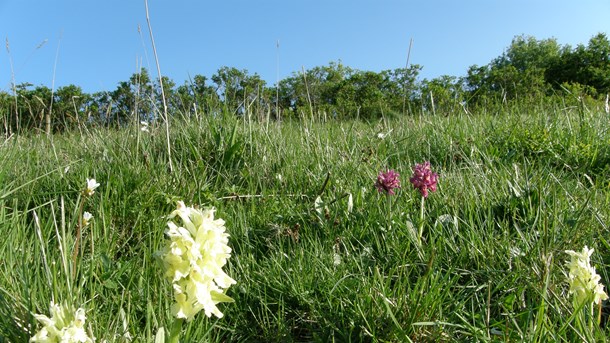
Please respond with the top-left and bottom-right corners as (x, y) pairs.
(417, 196), (425, 246)
(386, 195), (392, 230)
(72, 197), (86, 280)
(590, 302), (595, 332)
(168, 318), (184, 343)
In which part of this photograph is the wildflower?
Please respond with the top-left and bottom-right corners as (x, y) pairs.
(565, 246), (608, 308)
(30, 302), (93, 343)
(157, 201), (236, 321)
(375, 169), (401, 195)
(376, 129), (392, 140)
(82, 212), (93, 226)
(315, 196), (324, 216)
(333, 253), (342, 266)
(84, 179), (100, 197)
(346, 193), (353, 213)
(140, 121), (149, 132)
(409, 162), (438, 198)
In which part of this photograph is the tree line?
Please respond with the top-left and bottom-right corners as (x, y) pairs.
(1, 33), (609, 134)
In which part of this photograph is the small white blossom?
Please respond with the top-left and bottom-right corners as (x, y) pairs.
(333, 253), (342, 266)
(82, 212), (93, 227)
(346, 193), (353, 214)
(376, 129), (392, 139)
(84, 179), (100, 196)
(314, 196), (324, 216)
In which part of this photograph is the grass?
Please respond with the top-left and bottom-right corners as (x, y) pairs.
(1, 103), (610, 342)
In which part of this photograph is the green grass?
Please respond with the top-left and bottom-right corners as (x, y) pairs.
(1, 104), (610, 342)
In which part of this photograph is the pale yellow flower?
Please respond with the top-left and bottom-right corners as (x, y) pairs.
(157, 201), (236, 321)
(565, 246), (609, 307)
(30, 302), (93, 343)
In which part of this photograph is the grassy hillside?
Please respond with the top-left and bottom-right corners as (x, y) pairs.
(1, 103), (610, 342)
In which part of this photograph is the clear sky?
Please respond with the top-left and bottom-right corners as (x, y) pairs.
(1, 1), (609, 94)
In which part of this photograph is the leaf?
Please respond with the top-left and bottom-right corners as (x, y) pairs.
(154, 327), (165, 343)
(210, 291), (235, 303)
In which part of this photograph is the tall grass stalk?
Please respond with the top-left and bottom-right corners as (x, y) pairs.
(144, 0), (173, 173)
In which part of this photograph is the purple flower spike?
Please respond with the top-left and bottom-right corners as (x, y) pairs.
(375, 169), (401, 195)
(409, 161), (438, 198)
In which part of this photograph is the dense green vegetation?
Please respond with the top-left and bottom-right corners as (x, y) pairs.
(1, 100), (610, 341)
(1, 33), (609, 134)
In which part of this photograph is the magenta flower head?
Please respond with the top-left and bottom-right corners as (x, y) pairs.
(375, 169), (401, 195)
(409, 161), (438, 198)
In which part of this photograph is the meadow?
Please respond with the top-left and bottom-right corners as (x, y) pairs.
(1, 101), (610, 342)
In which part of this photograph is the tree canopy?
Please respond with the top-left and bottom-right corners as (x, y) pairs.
(1, 33), (608, 134)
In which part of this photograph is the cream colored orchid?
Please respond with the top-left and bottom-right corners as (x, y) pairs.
(30, 302), (93, 343)
(157, 201), (236, 321)
(565, 246), (608, 308)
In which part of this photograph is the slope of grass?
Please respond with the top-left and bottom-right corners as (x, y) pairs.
(1, 105), (610, 342)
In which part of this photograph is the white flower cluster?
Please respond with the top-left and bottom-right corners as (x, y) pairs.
(158, 201), (236, 321)
(30, 302), (93, 343)
(565, 246), (608, 307)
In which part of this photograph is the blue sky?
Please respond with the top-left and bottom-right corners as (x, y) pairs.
(1, 1), (609, 94)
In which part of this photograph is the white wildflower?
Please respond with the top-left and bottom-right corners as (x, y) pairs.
(84, 178), (100, 196)
(30, 302), (93, 343)
(346, 193), (353, 214)
(376, 129), (392, 139)
(314, 196), (324, 217)
(82, 212), (93, 227)
(157, 201), (236, 321)
(565, 246), (608, 308)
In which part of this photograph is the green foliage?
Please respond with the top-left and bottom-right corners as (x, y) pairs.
(466, 33), (610, 108)
(547, 33), (610, 95)
(211, 66), (268, 117)
(1, 103), (610, 341)
(465, 35), (559, 104)
(419, 75), (465, 114)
